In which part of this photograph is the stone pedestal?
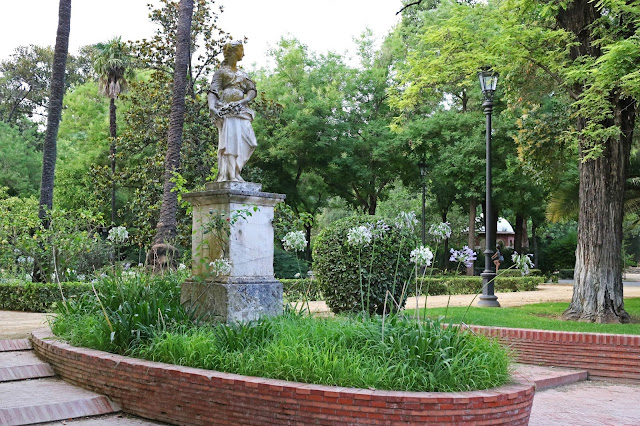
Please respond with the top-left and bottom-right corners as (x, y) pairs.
(181, 181), (285, 323)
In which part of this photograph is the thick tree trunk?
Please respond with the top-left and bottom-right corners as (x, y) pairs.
(149, 0), (193, 270)
(563, 99), (635, 323)
(467, 198), (476, 276)
(441, 212), (449, 270)
(33, 0), (71, 282)
(557, 0), (637, 323)
(109, 97), (117, 225)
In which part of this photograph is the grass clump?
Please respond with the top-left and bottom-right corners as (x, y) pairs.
(51, 270), (190, 353)
(412, 298), (640, 335)
(132, 313), (510, 392)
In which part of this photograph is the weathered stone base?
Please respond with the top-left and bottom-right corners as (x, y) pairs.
(181, 278), (283, 323)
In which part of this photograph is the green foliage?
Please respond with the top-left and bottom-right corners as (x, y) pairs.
(133, 314), (510, 392)
(313, 215), (418, 315)
(403, 275), (540, 297)
(0, 280), (92, 312)
(0, 123), (42, 197)
(273, 247), (310, 279)
(0, 191), (110, 281)
(558, 269), (574, 279)
(51, 270), (190, 353)
(279, 278), (320, 301)
(0, 44), (91, 127)
(98, 0), (227, 249)
(538, 230), (578, 273)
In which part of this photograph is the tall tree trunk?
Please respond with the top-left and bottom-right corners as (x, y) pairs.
(33, 0), (71, 282)
(563, 102), (634, 323)
(532, 221), (539, 269)
(149, 0), (194, 269)
(557, 0), (636, 323)
(109, 97), (117, 225)
(467, 198), (476, 276)
(514, 214), (524, 253)
(38, 0), (71, 224)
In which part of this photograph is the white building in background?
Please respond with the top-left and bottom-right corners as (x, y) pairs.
(476, 216), (517, 250)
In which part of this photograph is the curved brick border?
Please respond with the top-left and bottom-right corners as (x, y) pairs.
(31, 329), (533, 425)
(469, 325), (640, 382)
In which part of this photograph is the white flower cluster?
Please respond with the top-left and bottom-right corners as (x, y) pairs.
(370, 220), (390, 239)
(209, 258), (232, 276)
(107, 226), (129, 243)
(395, 211), (418, 232)
(347, 225), (373, 247)
(429, 222), (452, 241)
(410, 246), (434, 267)
(449, 246), (477, 268)
(282, 230), (307, 252)
(512, 252), (534, 276)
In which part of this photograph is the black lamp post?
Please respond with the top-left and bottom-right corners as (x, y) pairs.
(477, 67), (500, 308)
(418, 158), (427, 246)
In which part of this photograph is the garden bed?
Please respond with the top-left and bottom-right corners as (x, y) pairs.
(31, 328), (534, 425)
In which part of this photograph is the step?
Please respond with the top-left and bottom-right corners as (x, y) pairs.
(0, 351), (55, 382)
(0, 340), (31, 353)
(40, 413), (167, 425)
(0, 378), (120, 426)
(513, 363), (588, 390)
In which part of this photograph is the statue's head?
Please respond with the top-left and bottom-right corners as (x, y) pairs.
(223, 40), (244, 64)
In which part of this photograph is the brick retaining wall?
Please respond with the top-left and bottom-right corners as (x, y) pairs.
(31, 329), (533, 425)
(469, 325), (640, 382)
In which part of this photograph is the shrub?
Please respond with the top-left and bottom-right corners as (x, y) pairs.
(405, 276), (541, 297)
(0, 280), (93, 312)
(558, 269), (575, 279)
(313, 215), (418, 315)
(273, 246), (310, 279)
(496, 268), (543, 277)
(0, 192), (111, 282)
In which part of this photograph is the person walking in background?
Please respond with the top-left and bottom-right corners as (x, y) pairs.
(492, 246), (504, 273)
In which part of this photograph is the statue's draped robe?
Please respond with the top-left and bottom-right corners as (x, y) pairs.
(210, 65), (257, 181)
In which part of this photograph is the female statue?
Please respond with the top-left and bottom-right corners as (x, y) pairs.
(208, 41), (257, 182)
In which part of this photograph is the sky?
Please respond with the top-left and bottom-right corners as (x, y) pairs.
(0, 0), (403, 69)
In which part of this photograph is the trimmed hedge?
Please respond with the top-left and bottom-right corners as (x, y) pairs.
(1, 276), (541, 313)
(0, 280), (93, 312)
(277, 276), (541, 301)
(406, 276), (541, 297)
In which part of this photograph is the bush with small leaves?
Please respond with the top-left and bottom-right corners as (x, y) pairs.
(313, 215), (418, 315)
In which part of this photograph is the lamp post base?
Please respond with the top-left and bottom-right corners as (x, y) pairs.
(478, 271), (501, 307)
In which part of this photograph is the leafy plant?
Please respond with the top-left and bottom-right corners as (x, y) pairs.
(313, 215), (418, 315)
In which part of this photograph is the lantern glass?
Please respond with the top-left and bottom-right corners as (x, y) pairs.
(478, 68), (499, 98)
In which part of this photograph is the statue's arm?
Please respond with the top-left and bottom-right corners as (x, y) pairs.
(208, 71), (223, 116)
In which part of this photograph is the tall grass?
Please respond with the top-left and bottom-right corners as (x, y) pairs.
(132, 313), (510, 392)
(51, 269), (190, 353)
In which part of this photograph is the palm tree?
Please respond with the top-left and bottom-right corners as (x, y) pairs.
(34, 0), (72, 282)
(93, 37), (134, 225)
(148, 0), (194, 271)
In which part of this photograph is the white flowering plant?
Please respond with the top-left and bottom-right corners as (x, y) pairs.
(429, 222), (452, 241)
(449, 246), (477, 269)
(209, 258), (232, 276)
(107, 226), (129, 244)
(512, 252), (535, 276)
(347, 225), (373, 247)
(282, 230), (307, 252)
(395, 211), (418, 232)
(410, 246), (434, 267)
